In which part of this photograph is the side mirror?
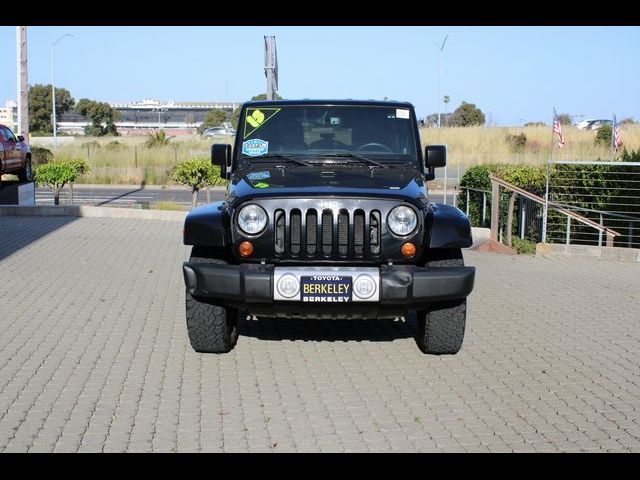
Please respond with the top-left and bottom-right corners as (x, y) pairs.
(424, 145), (446, 180)
(17, 135), (25, 142)
(211, 143), (232, 179)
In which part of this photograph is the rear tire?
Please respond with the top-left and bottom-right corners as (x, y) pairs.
(185, 251), (239, 353)
(415, 248), (467, 354)
(18, 156), (32, 182)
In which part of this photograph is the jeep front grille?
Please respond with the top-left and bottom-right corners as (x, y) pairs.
(273, 208), (382, 259)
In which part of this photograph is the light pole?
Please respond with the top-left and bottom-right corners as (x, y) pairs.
(436, 34), (449, 128)
(51, 33), (72, 146)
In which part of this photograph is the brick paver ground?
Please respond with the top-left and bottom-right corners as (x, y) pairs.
(1, 216), (639, 452)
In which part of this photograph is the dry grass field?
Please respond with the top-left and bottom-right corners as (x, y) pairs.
(36, 125), (640, 185)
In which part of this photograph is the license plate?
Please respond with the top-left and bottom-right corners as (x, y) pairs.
(300, 275), (352, 303)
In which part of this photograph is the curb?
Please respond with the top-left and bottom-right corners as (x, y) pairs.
(0, 205), (187, 222)
(536, 243), (640, 262)
(469, 227), (490, 248)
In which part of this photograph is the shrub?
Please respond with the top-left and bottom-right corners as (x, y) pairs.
(30, 146), (54, 166)
(105, 140), (123, 150)
(594, 124), (612, 147)
(171, 157), (226, 208)
(506, 133), (527, 153)
(528, 140), (541, 153)
(146, 130), (172, 147)
(620, 148), (640, 162)
(512, 237), (537, 255)
(524, 122), (546, 127)
(81, 140), (101, 149)
(457, 163), (546, 228)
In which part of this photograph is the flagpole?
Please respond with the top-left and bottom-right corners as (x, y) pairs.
(543, 107), (555, 243)
(611, 113), (615, 161)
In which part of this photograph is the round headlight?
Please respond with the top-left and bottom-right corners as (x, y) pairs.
(237, 204), (268, 235)
(387, 206), (417, 236)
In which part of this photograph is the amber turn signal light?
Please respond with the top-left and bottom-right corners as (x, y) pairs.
(239, 241), (254, 257)
(401, 242), (416, 258)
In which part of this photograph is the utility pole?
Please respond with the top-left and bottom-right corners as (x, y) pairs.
(264, 36), (278, 100)
(436, 34), (449, 128)
(51, 33), (72, 146)
(17, 26), (29, 141)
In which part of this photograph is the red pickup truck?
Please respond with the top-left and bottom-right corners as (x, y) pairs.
(0, 124), (32, 182)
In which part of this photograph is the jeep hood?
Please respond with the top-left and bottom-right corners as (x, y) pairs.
(228, 166), (428, 204)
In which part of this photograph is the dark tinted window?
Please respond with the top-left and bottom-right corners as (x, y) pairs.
(239, 105), (417, 161)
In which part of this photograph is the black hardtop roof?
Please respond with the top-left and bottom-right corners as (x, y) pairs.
(243, 99), (415, 109)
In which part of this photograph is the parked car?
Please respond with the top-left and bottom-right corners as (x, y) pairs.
(575, 119), (612, 130)
(202, 126), (236, 137)
(181, 99), (475, 355)
(0, 124), (32, 181)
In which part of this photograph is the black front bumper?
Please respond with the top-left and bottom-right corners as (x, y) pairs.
(183, 262), (475, 319)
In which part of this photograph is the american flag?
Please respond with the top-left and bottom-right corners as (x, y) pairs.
(553, 109), (565, 149)
(612, 114), (622, 153)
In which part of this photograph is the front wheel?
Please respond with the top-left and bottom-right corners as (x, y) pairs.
(415, 300), (466, 354)
(185, 251), (239, 353)
(414, 248), (467, 354)
(18, 156), (32, 182)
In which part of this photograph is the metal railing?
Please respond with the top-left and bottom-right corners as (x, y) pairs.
(544, 161), (640, 248)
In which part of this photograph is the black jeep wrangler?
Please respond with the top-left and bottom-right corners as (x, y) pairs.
(182, 100), (475, 354)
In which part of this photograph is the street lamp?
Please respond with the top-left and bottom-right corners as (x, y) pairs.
(51, 33), (73, 146)
(435, 34), (449, 128)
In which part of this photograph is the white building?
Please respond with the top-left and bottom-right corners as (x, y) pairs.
(0, 100), (18, 131)
(58, 98), (240, 136)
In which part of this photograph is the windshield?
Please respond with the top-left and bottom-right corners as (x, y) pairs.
(237, 104), (419, 165)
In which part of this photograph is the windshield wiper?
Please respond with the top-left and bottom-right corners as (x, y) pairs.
(250, 154), (313, 167)
(320, 153), (389, 169)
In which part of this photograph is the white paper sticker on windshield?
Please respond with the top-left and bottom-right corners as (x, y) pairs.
(396, 109), (410, 119)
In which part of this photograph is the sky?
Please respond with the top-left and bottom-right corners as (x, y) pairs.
(1, 26), (638, 126)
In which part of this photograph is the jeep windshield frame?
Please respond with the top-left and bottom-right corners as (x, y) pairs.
(233, 101), (423, 171)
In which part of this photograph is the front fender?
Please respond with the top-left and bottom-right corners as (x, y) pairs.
(426, 203), (473, 249)
(183, 202), (230, 247)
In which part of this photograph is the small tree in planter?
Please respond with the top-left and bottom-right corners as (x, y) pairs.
(34, 161), (77, 205)
(67, 158), (90, 204)
(171, 157), (226, 209)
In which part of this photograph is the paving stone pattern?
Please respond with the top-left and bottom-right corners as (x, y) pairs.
(1, 216), (639, 452)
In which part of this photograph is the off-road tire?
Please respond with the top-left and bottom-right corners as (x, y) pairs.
(415, 248), (466, 354)
(185, 251), (239, 353)
(18, 156), (32, 182)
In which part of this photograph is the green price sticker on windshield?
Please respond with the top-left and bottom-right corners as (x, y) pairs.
(244, 108), (281, 139)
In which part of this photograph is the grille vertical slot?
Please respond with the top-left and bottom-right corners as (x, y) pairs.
(338, 210), (349, 255)
(370, 210), (381, 255)
(306, 210), (317, 255)
(322, 210), (333, 256)
(274, 210), (285, 253)
(354, 209), (365, 256)
(290, 209), (301, 255)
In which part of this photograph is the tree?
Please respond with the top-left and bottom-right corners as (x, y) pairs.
(251, 93), (283, 101)
(75, 99), (120, 136)
(34, 157), (85, 205)
(197, 108), (227, 133)
(145, 130), (172, 147)
(443, 96), (451, 126)
(230, 107), (242, 130)
(448, 102), (485, 127)
(28, 84), (75, 135)
(594, 124), (612, 147)
(171, 157), (226, 208)
(556, 113), (572, 125)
